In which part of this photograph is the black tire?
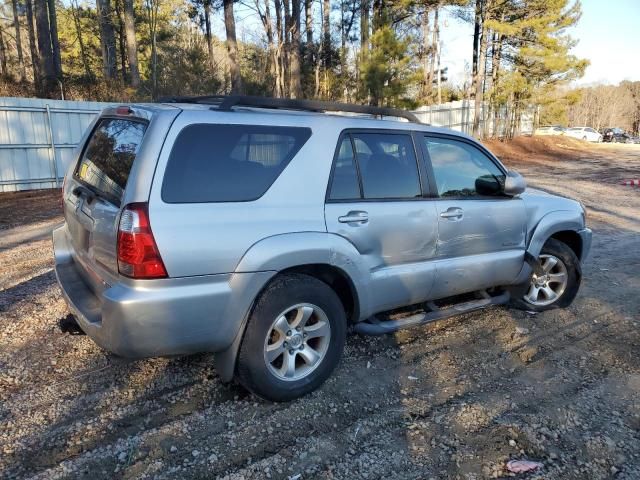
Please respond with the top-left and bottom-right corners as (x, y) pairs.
(510, 238), (581, 312)
(236, 273), (346, 401)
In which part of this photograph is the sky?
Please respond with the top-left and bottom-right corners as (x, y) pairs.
(436, 0), (640, 87)
(224, 0), (640, 88)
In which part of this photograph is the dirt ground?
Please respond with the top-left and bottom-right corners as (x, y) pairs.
(0, 138), (639, 480)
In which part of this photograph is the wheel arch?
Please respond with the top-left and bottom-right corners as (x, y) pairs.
(214, 232), (370, 382)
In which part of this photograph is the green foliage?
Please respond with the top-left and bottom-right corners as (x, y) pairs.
(359, 26), (413, 106)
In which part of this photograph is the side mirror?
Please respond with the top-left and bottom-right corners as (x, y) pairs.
(504, 170), (526, 196)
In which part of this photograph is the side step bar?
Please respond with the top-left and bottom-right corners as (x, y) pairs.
(353, 290), (510, 336)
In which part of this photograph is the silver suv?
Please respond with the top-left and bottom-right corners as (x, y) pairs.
(53, 96), (592, 401)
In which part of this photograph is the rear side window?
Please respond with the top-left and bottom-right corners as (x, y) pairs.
(328, 137), (360, 200)
(75, 118), (147, 204)
(352, 133), (421, 199)
(162, 124), (311, 203)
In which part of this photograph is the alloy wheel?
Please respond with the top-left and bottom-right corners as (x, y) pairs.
(263, 303), (331, 381)
(524, 254), (569, 307)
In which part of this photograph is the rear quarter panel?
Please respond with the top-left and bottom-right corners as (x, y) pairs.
(148, 111), (339, 277)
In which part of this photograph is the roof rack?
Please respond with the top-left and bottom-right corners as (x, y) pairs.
(157, 95), (421, 123)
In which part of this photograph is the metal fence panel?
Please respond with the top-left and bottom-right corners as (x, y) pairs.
(0, 97), (534, 192)
(0, 97), (112, 192)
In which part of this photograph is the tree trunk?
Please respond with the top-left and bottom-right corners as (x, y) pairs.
(11, 0), (27, 82)
(421, 7), (430, 99)
(70, 0), (92, 79)
(472, 19), (488, 137)
(203, 0), (215, 71)
(274, 0), (285, 96)
(429, 7), (438, 98)
(34, 0), (56, 96)
(472, 0), (482, 84)
(25, 0), (40, 89)
(0, 27), (7, 77)
(305, 0), (312, 44)
(145, 0), (159, 99)
(322, 0), (330, 68)
(283, 0), (291, 93)
(123, 0), (140, 86)
(115, 0), (127, 78)
(360, 0), (369, 51)
(490, 31), (503, 136)
(290, 0), (302, 98)
(97, 0), (117, 80)
(223, 0), (243, 94)
(47, 0), (63, 87)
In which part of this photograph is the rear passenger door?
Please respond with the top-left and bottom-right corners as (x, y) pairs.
(419, 135), (526, 298)
(325, 131), (439, 313)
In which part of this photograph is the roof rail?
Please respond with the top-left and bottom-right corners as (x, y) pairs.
(157, 95), (421, 123)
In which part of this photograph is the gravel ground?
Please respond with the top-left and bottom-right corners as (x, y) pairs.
(0, 139), (639, 480)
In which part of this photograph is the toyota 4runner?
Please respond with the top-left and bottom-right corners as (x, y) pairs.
(53, 96), (592, 401)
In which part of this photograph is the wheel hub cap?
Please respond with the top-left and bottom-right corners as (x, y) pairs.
(524, 254), (569, 307)
(264, 303), (331, 382)
(288, 333), (303, 349)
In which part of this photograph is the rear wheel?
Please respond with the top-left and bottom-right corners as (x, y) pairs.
(236, 274), (346, 401)
(511, 238), (581, 312)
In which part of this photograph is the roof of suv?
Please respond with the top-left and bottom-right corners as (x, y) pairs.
(148, 101), (477, 142)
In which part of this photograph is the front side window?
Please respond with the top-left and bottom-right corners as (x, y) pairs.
(351, 133), (421, 199)
(423, 136), (506, 198)
(162, 124), (311, 203)
(75, 118), (147, 204)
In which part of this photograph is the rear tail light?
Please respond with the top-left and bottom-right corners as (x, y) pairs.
(117, 203), (167, 279)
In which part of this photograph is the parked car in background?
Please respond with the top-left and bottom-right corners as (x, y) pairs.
(566, 127), (602, 142)
(602, 128), (632, 143)
(53, 96), (591, 401)
(534, 125), (566, 136)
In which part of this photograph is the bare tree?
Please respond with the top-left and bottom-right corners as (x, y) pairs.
(34, 0), (57, 96)
(290, 0), (302, 97)
(11, 0), (27, 81)
(25, 0), (40, 87)
(145, 0), (160, 98)
(70, 0), (92, 79)
(123, 0), (140, 86)
(305, 0), (312, 44)
(97, 0), (117, 79)
(202, 0), (215, 71)
(223, 0), (243, 93)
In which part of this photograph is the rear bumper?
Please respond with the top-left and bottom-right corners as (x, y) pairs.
(53, 225), (273, 357)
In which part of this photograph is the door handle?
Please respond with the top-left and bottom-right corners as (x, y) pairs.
(338, 211), (369, 224)
(440, 207), (463, 220)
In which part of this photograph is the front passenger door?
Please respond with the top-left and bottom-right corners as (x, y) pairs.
(421, 135), (526, 298)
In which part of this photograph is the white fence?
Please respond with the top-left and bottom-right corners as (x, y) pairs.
(412, 100), (534, 137)
(0, 97), (534, 192)
(0, 97), (113, 192)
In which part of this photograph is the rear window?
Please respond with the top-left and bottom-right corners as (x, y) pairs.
(75, 118), (147, 204)
(162, 124), (311, 203)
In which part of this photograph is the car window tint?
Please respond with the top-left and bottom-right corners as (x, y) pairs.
(351, 133), (421, 199)
(75, 118), (147, 204)
(162, 124), (311, 203)
(329, 137), (361, 200)
(423, 137), (506, 198)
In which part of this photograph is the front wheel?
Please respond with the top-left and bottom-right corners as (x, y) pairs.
(236, 273), (346, 401)
(511, 238), (581, 312)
